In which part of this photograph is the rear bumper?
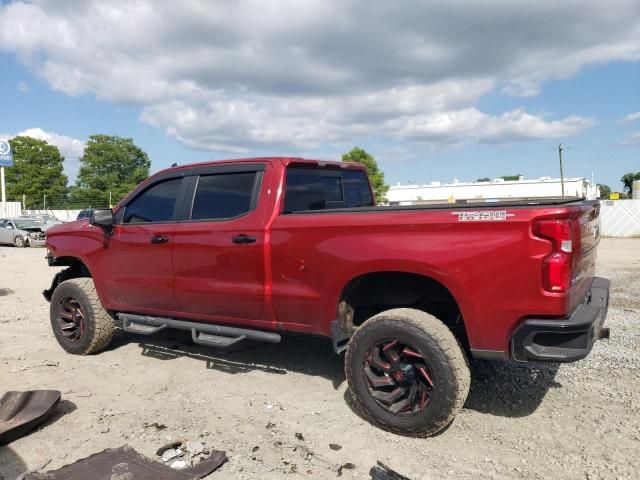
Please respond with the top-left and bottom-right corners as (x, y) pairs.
(511, 277), (610, 362)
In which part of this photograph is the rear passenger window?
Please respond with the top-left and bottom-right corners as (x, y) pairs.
(191, 172), (257, 220)
(283, 166), (373, 213)
(123, 178), (182, 223)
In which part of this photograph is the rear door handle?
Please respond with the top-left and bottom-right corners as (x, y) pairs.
(150, 235), (169, 244)
(232, 234), (256, 244)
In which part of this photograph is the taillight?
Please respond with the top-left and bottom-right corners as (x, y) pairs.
(534, 219), (573, 292)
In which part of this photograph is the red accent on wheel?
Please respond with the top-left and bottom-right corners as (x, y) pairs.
(56, 296), (86, 343)
(418, 366), (434, 387)
(363, 339), (435, 417)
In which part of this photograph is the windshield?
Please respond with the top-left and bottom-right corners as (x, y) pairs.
(14, 220), (43, 229)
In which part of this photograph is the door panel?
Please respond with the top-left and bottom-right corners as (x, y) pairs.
(0, 222), (11, 243)
(100, 224), (178, 310)
(95, 176), (185, 311)
(172, 167), (270, 322)
(172, 219), (265, 319)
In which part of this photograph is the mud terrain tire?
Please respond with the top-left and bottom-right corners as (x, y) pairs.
(345, 308), (470, 437)
(50, 278), (115, 355)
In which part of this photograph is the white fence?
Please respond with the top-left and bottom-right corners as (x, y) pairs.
(0, 205), (82, 221)
(24, 209), (82, 222)
(0, 202), (22, 218)
(600, 200), (640, 238)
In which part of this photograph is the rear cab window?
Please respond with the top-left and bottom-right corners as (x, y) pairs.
(283, 166), (373, 213)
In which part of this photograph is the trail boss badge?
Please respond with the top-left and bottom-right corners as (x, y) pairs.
(452, 211), (515, 222)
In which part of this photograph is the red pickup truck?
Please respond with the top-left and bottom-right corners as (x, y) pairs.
(43, 157), (609, 436)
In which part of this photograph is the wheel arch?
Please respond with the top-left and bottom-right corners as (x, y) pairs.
(43, 256), (94, 302)
(332, 269), (474, 354)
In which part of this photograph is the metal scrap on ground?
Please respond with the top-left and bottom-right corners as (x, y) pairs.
(370, 461), (412, 480)
(23, 445), (227, 480)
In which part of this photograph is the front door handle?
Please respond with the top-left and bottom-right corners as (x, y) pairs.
(150, 235), (169, 244)
(232, 234), (256, 244)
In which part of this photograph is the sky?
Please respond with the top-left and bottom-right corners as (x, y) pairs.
(0, 0), (638, 191)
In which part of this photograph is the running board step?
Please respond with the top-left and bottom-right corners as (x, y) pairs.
(119, 313), (281, 350)
(122, 320), (167, 335)
(192, 332), (247, 348)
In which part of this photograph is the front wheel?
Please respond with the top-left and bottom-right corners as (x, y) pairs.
(13, 235), (26, 248)
(50, 278), (115, 355)
(345, 308), (470, 437)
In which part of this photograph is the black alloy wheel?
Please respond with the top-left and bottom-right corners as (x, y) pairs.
(363, 339), (435, 416)
(55, 296), (86, 342)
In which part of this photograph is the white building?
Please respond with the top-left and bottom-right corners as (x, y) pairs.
(387, 176), (600, 205)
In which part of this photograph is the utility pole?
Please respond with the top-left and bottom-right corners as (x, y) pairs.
(0, 139), (12, 216)
(0, 167), (5, 217)
(558, 143), (566, 199)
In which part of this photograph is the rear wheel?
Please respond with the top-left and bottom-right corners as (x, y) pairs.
(50, 278), (115, 355)
(345, 308), (470, 437)
(13, 235), (26, 248)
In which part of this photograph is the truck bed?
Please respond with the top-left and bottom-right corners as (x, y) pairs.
(286, 197), (590, 214)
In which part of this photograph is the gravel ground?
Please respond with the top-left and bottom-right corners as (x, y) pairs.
(0, 238), (638, 480)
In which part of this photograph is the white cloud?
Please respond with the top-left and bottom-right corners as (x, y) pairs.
(622, 131), (640, 144)
(1, 0), (637, 151)
(620, 112), (640, 123)
(396, 108), (594, 144)
(15, 128), (85, 158)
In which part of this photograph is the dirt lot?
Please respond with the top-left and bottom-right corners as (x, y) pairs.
(1, 238), (638, 480)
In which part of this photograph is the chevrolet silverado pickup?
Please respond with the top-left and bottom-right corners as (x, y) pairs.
(43, 157), (609, 436)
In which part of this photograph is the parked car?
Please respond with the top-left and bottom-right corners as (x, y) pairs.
(0, 218), (47, 247)
(43, 157), (608, 437)
(76, 210), (92, 221)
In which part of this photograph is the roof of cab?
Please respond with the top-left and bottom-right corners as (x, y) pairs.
(153, 156), (365, 178)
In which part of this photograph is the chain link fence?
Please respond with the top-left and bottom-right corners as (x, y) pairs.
(2, 191), (120, 221)
(14, 192), (117, 211)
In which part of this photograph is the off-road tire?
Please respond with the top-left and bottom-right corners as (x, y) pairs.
(345, 308), (470, 437)
(13, 235), (26, 248)
(50, 278), (115, 355)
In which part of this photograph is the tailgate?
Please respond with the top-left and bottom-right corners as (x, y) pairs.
(570, 201), (601, 307)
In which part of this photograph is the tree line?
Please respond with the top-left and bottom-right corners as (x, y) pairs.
(6, 135), (150, 209)
(4, 136), (391, 210)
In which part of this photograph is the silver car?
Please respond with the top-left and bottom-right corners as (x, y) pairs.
(0, 218), (47, 247)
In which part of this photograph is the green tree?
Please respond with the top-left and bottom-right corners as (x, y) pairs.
(476, 177), (491, 182)
(597, 184), (611, 199)
(342, 147), (389, 204)
(6, 136), (68, 209)
(621, 172), (640, 197)
(71, 135), (150, 207)
(500, 174), (522, 181)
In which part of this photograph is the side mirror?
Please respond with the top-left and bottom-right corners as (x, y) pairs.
(90, 209), (114, 228)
